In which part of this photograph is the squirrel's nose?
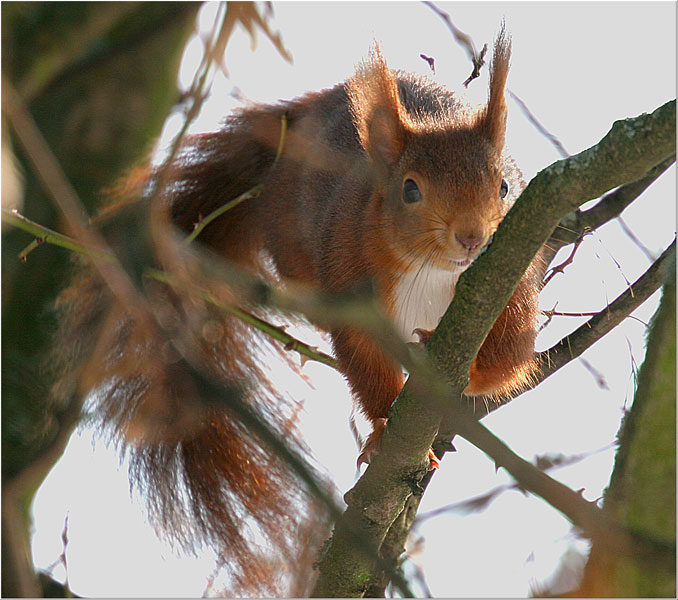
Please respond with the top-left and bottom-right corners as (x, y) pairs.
(455, 233), (484, 251)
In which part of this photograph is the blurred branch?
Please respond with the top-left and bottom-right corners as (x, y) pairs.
(21, 4), (200, 104)
(2, 206), (338, 371)
(453, 415), (676, 571)
(616, 214), (657, 261)
(415, 444), (616, 524)
(2, 380), (84, 598)
(17, 2), (141, 102)
(1, 76), (140, 307)
(145, 267), (338, 369)
(214, 1), (292, 76)
(2, 208), (116, 263)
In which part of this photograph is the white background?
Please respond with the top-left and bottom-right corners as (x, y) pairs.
(32, 1), (675, 597)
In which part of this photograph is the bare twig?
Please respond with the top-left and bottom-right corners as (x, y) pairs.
(423, 1), (488, 86)
(415, 443), (617, 524)
(616, 214), (657, 261)
(545, 155), (675, 264)
(579, 357), (610, 390)
(508, 89), (570, 158)
(542, 309), (599, 319)
(453, 416), (675, 571)
(144, 267), (338, 369)
(419, 53), (436, 73)
(2, 209), (117, 264)
(2, 209), (339, 371)
(183, 111), (289, 244)
(537, 239), (675, 384)
(543, 227), (592, 285)
(184, 184), (264, 244)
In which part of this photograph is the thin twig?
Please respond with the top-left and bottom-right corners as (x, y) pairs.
(543, 227), (592, 286)
(184, 113), (288, 244)
(616, 214), (657, 262)
(423, 1), (487, 86)
(542, 309), (600, 318)
(183, 184), (263, 244)
(545, 155), (675, 264)
(144, 267), (338, 369)
(2, 209), (117, 264)
(2, 210), (338, 371)
(415, 442), (617, 524)
(453, 415), (675, 571)
(537, 239), (675, 383)
(508, 89), (570, 158)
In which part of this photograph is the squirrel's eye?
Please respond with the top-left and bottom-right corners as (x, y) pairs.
(402, 179), (422, 204)
(500, 178), (509, 199)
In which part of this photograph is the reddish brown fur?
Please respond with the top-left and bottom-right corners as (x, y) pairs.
(51, 25), (542, 596)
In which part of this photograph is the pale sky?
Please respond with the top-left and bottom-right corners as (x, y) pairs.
(31, 2), (676, 597)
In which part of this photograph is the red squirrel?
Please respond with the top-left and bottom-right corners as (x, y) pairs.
(52, 27), (542, 595)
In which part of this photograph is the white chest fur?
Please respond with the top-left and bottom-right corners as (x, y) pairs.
(391, 264), (465, 342)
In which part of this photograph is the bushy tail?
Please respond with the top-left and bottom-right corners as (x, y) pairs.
(49, 105), (325, 596)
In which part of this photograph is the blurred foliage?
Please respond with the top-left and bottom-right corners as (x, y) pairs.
(2, 0), (196, 481)
(2, 2), (198, 596)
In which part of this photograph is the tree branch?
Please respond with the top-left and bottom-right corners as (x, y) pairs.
(545, 154), (675, 264)
(453, 416), (675, 571)
(2, 76), (140, 307)
(312, 99), (676, 595)
(538, 239), (675, 382)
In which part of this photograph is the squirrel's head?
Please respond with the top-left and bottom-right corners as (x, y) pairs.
(348, 27), (515, 274)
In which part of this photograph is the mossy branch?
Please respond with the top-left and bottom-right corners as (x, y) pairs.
(311, 99), (676, 596)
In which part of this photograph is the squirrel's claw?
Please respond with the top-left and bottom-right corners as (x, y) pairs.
(357, 418), (441, 471)
(428, 448), (440, 470)
(357, 418), (387, 469)
(412, 328), (434, 348)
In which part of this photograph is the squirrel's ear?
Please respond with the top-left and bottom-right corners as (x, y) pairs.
(478, 25), (511, 151)
(348, 46), (410, 169)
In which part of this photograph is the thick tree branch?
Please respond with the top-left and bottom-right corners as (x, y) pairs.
(545, 154), (675, 264)
(312, 100), (675, 596)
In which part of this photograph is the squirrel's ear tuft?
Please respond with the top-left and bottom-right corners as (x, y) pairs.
(478, 24), (511, 151)
(347, 44), (411, 169)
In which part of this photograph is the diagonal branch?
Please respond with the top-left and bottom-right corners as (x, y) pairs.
(2, 77), (141, 308)
(453, 416), (676, 571)
(538, 239), (675, 382)
(312, 99), (676, 596)
(545, 154), (675, 264)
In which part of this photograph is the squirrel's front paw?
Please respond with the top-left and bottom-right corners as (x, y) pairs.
(357, 418), (440, 471)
